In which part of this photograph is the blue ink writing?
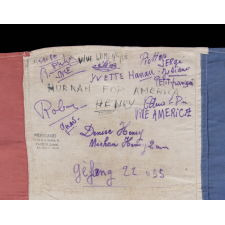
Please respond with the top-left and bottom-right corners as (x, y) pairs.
(80, 124), (113, 137)
(73, 160), (115, 186)
(60, 116), (79, 135)
(92, 61), (119, 72)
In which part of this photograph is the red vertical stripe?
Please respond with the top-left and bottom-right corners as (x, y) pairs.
(0, 52), (29, 200)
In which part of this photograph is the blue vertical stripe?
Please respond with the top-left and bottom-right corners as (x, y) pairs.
(202, 49), (225, 199)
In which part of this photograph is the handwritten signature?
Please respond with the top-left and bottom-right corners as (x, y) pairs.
(79, 121), (169, 154)
(92, 60), (119, 72)
(34, 98), (87, 128)
(60, 116), (80, 135)
(39, 54), (86, 83)
(73, 160), (165, 187)
(73, 160), (115, 187)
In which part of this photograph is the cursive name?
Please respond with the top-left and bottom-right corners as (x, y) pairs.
(60, 116), (79, 135)
(34, 98), (87, 120)
(73, 160), (115, 186)
(92, 60), (119, 72)
(80, 124), (113, 137)
(116, 121), (144, 141)
(144, 96), (166, 109)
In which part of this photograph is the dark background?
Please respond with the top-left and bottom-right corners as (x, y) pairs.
(0, 25), (223, 52)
